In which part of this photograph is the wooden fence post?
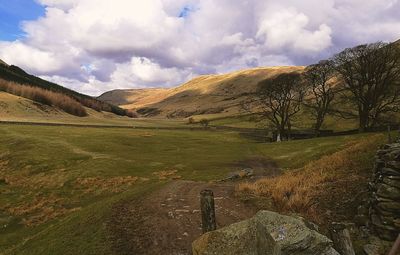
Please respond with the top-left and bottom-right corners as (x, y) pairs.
(200, 189), (216, 233)
(330, 222), (355, 255)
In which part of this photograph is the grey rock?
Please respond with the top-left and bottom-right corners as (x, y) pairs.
(192, 216), (280, 255)
(384, 149), (400, 161)
(374, 225), (398, 241)
(374, 159), (385, 169)
(357, 205), (369, 215)
(371, 214), (398, 240)
(221, 168), (254, 182)
(363, 244), (381, 255)
(382, 176), (400, 188)
(192, 210), (339, 255)
(372, 195), (393, 203)
(354, 214), (368, 226)
(380, 167), (400, 177)
(376, 201), (400, 213)
(376, 183), (400, 200)
(386, 160), (400, 171)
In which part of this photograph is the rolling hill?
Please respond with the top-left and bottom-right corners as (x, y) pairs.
(0, 91), (140, 125)
(0, 58), (132, 119)
(99, 39), (400, 120)
(98, 66), (305, 118)
(0, 59), (8, 66)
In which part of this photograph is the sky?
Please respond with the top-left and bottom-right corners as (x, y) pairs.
(0, 0), (399, 96)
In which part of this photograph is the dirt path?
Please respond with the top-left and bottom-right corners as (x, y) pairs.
(107, 180), (258, 255)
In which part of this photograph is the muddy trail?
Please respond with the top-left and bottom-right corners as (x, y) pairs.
(107, 180), (258, 255)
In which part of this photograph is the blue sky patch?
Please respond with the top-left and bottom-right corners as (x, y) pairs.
(179, 5), (197, 18)
(0, 0), (45, 41)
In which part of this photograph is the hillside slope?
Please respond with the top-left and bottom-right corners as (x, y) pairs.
(0, 59), (128, 116)
(0, 91), (64, 118)
(0, 91), (139, 125)
(0, 59), (7, 66)
(99, 66), (305, 118)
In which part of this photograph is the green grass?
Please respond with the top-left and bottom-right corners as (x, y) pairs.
(0, 124), (381, 254)
(207, 114), (261, 128)
(3, 182), (161, 255)
(206, 112), (360, 131)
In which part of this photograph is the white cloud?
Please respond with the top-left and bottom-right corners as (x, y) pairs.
(110, 57), (193, 88)
(256, 8), (332, 53)
(0, 0), (399, 95)
(0, 41), (64, 73)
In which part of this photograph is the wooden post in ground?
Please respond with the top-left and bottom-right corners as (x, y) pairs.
(388, 125), (392, 143)
(200, 189), (216, 233)
(330, 222), (355, 255)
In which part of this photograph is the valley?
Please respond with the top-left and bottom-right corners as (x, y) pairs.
(0, 123), (384, 254)
(1, 0), (400, 253)
(0, 39), (399, 255)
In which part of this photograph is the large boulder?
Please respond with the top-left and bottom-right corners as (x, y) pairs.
(192, 210), (339, 255)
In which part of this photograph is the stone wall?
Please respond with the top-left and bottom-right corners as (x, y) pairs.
(368, 143), (400, 241)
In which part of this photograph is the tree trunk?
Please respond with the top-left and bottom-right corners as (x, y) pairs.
(287, 121), (292, 140)
(314, 113), (324, 137)
(358, 110), (369, 132)
(276, 133), (281, 142)
(277, 122), (285, 142)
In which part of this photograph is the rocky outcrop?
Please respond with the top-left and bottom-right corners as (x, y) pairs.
(369, 143), (400, 241)
(192, 210), (339, 255)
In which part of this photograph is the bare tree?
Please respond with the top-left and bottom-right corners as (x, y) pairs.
(304, 60), (336, 134)
(257, 72), (305, 140)
(199, 118), (209, 128)
(332, 42), (400, 131)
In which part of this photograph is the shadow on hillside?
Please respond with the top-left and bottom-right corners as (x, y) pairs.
(135, 69), (302, 118)
(137, 88), (239, 118)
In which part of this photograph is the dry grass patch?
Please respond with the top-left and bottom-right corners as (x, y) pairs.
(140, 132), (154, 137)
(2, 171), (69, 189)
(4, 195), (80, 227)
(152, 170), (181, 180)
(0, 160), (69, 189)
(0, 79), (87, 117)
(76, 176), (141, 193)
(237, 135), (383, 223)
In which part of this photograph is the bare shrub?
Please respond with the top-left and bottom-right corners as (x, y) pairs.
(125, 109), (138, 118)
(236, 135), (382, 222)
(199, 118), (209, 127)
(81, 98), (105, 112)
(0, 79), (87, 117)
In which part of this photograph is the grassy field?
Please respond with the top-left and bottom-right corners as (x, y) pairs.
(193, 111), (359, 131)
(0, 91), (363, 131)
(0, 123), (384, 254)
(0, 91), (187, 128)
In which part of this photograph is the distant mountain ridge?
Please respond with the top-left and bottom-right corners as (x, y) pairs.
(98, 66), (305, 118)
(99, 39), (400, 119)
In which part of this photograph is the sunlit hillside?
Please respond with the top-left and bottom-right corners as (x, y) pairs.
(99, 66), (305, 118)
